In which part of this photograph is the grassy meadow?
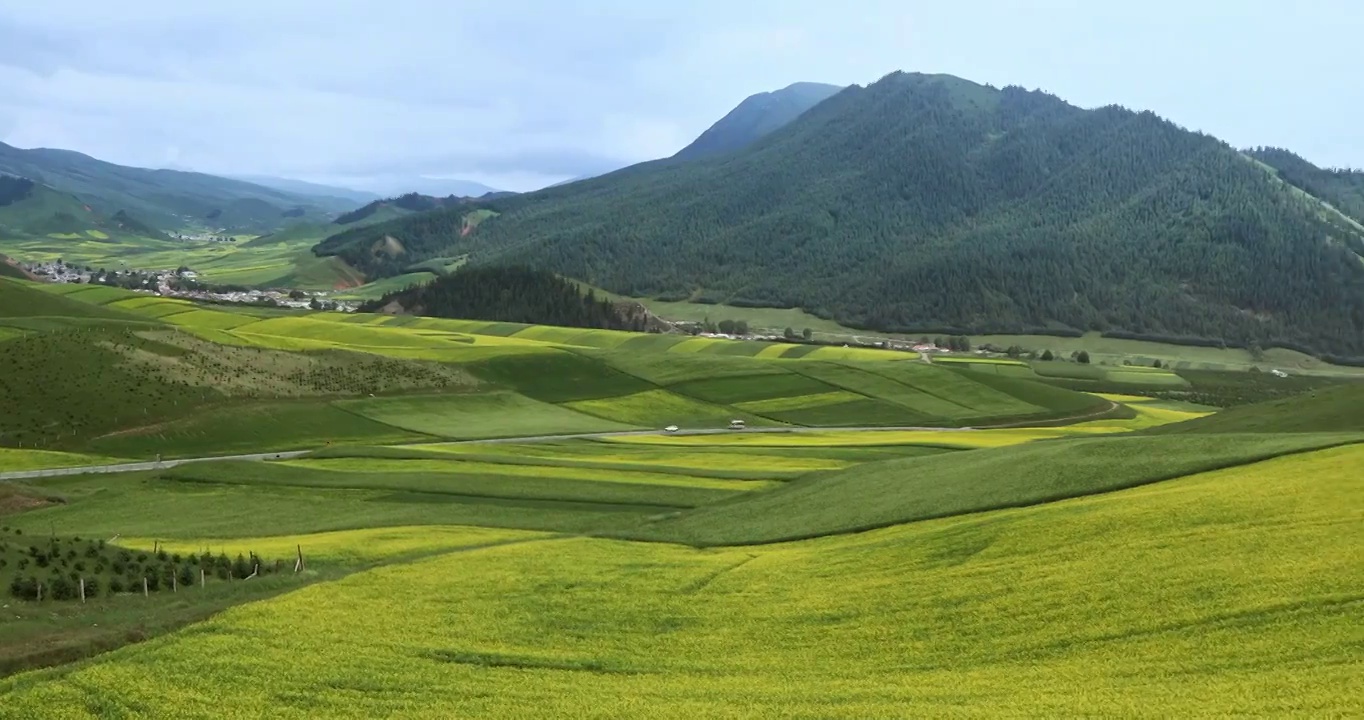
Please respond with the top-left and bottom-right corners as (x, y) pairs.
(0, 275), (1361, 716)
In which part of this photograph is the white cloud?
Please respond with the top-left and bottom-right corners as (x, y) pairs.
(1, 0), (1362, 193)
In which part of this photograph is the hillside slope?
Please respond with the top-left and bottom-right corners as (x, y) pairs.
(314, 72), (1364, 358)
(1248, 147), (1364, 226)
(0, 176), (171, 241)
(673, 81), (844, 161)
(0, 142), (356, 232)
(1147, 383), (1364, 434)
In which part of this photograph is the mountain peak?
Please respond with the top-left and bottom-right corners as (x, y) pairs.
(672, 81), (844, 161)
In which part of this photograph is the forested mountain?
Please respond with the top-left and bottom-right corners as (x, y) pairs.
(0, 176), (169, 241)
(360, 265), (647, 331)
(334, 193), (479, 225)
(230, 175), (381, 205)
(314, 71), (1364, 357)
(0, 142), (358, 232)
(673, 82), (845, 161)
(1247, 147), (1364, 225)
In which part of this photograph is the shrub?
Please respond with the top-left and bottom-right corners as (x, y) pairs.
(108, 577), (125, 594)
(83, 577), (101, 598)
(8, 576), (37, 600)
(48, 576), (76, 601)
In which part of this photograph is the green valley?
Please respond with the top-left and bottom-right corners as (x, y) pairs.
(1, 29), (1362, 717)
(0, 275), (1359, 718)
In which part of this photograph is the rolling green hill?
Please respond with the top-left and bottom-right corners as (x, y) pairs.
(673, 81), (844, 160)
(314, 71), (1364, 358)
(0, 142), (357, 232)
(0, 176), (172, 242)
(1148, 382), (1364, 434)
(0, 271), (1359, 715)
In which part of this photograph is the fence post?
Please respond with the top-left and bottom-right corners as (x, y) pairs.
(79, 578), (86, 603)
(143, 577), (149, 597)
(36, 582), (42, 602)
(200, 568), (206, 589)
(172, 573), (177, 593)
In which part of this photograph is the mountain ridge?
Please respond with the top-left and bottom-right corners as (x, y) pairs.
(673, 81), (844, 161)
(0, 141), (358, 232)
(313, 71), (1364, 357)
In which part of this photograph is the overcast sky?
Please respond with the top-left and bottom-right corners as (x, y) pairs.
(1, 0), (1359, 192)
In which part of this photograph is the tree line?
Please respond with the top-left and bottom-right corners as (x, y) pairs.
(359, 265), (648, 331)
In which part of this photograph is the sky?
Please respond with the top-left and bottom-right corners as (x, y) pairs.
(0, 0), (1359, 193)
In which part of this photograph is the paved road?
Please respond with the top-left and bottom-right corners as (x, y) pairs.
(0, 401), (1117, 482)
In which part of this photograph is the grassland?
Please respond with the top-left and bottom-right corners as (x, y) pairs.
(2, 272), (1360, 715)
(122, 525), (547, 566)
(615, 432), (1363, 545)
(0, 450), (125, 473)
(335, 393), (635, 439)
(0, 230), (363, 291)
(1145, 383), (1364, 434)
(2, 444), (1357, 716)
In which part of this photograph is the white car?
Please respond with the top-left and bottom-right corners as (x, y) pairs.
(664, 425), (680, 433)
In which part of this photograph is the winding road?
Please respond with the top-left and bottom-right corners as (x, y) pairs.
(0, 401), (1120, 482)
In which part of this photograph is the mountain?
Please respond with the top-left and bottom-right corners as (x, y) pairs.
(341, 175), (502, 199)
(0, 142), (359, 232)
(332, 192), (502, 226)
(313, 71), (1364, 358)
(672, 82), (844, 161)
(230, 175), (381, 206)
(0, 175), (170, 241)
(1246, 147), (1364, 226)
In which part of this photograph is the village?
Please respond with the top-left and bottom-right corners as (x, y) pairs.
(22, 260), (357, 312)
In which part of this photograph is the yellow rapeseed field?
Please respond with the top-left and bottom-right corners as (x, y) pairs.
(118, 525), (546, 566)
(3, 446), (1357, 717)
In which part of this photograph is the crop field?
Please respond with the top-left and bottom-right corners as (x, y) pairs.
(160, 309), (261, 331)
(972, 331), (1364, 376)
(0, 279), (143, 322)
(84, 401), (428, 459)
(3, 444), (1358, 716)
(561, 389), (773, 428)
(121, 525), (548, 566)
(163, 459), (740, 510)
(0, 449), (124, 472)
(335, 392), (634, 439)
(403, 440), (871, 476)
(2, 275), (1359, 715)
(283, 458), (780, 490)
(1031, 360), (1190, 387)
(0, 236), (362, 291)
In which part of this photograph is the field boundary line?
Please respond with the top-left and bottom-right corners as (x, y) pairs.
(0, 400), (1135, 482)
